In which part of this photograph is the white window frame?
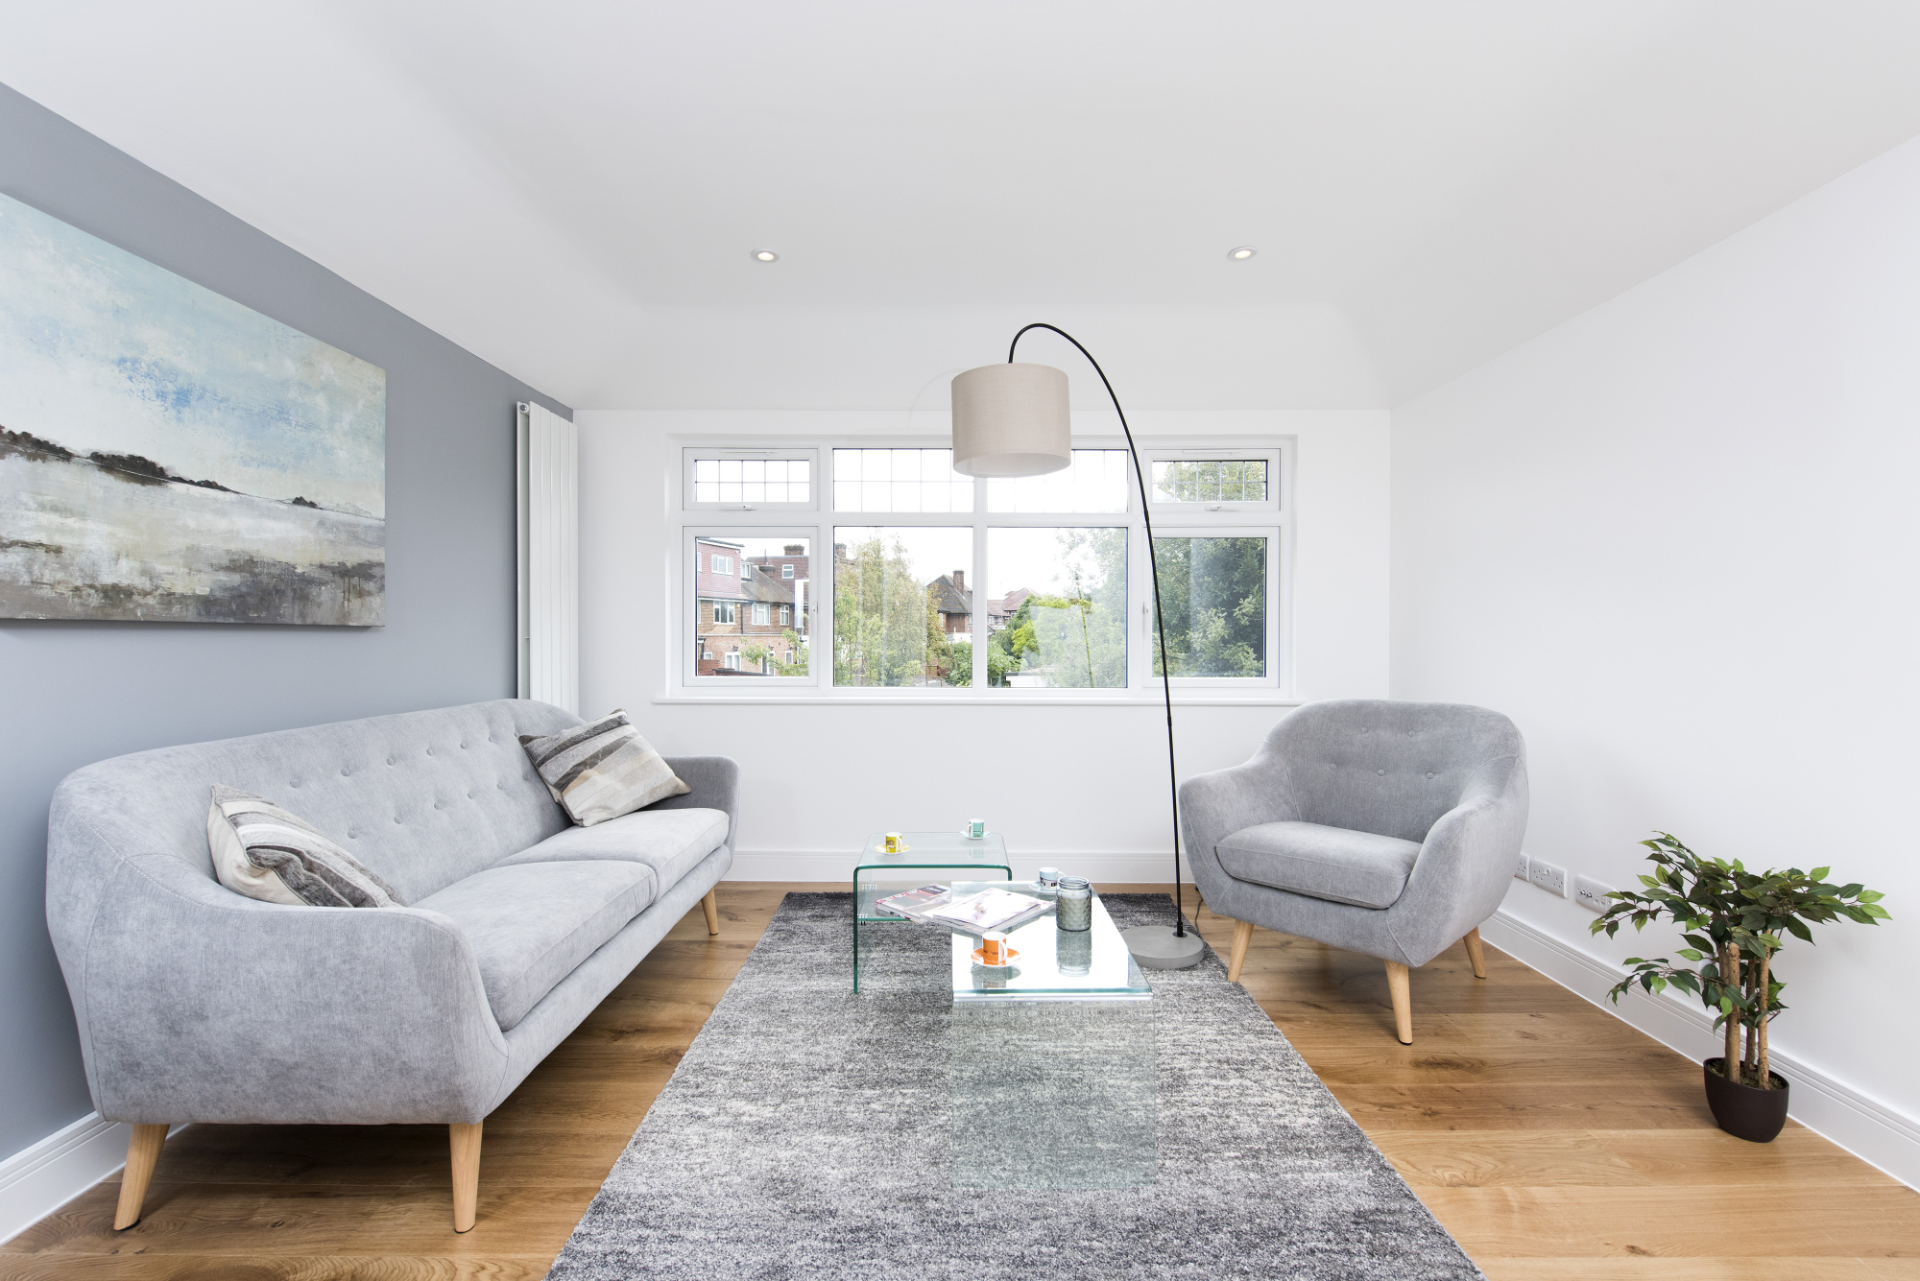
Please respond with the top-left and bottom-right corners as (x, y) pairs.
(683, 447), (820, 512)
(666, 436), (1293, 702)
(710, 599), (737, 625)
(753, 602), (770, 625)
(711, 553), (733, 576)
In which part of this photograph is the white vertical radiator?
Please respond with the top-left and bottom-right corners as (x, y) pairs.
(516, 402), (579, 715)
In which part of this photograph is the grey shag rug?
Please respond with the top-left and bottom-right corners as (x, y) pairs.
(544, 893), (1482, 1280)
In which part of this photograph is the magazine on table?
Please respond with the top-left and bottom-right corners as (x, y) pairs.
(922, 887), (1051, 935)
(872, 883), (953, 922)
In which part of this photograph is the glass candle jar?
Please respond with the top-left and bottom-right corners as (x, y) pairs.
(1056, 926), (1093, 975)
(1056, 876), (1092, 932)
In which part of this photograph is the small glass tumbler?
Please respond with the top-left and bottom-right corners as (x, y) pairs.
(1056, 875), (1092, 932)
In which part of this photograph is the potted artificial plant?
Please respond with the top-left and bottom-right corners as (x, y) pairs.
(1592, 833), (1888, 1142)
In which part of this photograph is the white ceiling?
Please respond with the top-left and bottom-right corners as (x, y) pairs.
(5, 1), (1920, 410)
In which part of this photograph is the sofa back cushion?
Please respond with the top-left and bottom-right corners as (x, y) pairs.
(1265, 699), (1524, 845)
(55, 700), (581, 904)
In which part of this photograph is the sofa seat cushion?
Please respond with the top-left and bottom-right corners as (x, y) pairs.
(414, 861), (657, 1031)
(1216, 820), (1422, 909)
(493, 806), (729, 894)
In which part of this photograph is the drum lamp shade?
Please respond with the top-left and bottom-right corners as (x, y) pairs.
(949, 362), (1072, 478)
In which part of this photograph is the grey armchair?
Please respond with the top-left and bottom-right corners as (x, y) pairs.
(1179, 699), (1527, 1044)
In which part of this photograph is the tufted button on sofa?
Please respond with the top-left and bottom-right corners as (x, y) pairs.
(45, 698), (737, 1233)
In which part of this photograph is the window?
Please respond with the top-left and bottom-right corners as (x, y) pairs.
(686, 450), (816, 508)
(987, 450), (1130, 514)
(674, 438), (1287, 694)
(985, 527), (1125, 688)
(833, 448), (974, 513)
(1147, 451), (1279, 511)
(689, 533), (810, 681)
(1151, 535), (1270, 679)
(833, 526), (971, 687)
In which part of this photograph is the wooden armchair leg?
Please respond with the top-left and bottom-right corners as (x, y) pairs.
(1385, 960), (1413, 1044)
(450, 1121), (483, 1233)
(1463, 927), (1487, 979)
(113, 1123), (168, 1230)
(701, 888), (720, 936)
(1227, 919), (1255, 984)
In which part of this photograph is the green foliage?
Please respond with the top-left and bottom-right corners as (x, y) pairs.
(1151, 535), (1266, 678)
(1152, 459), (1268, 503)
(833, 536), (950, 686)
(985, 528), (1127, 688)
(1591, 832), (1888, 1088)
(742, 629), (809, 677)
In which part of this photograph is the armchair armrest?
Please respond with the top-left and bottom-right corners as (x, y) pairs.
(1392, 752), (1529, 956)
(70, 851), (511, 1127)
(1177, 756), (1300, 899)
(654, 755), (740, 848)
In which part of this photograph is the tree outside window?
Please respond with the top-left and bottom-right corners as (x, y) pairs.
(1151, 535), (1267, 678)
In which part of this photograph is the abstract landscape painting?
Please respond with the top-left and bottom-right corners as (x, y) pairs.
(0, 192), (385, 625)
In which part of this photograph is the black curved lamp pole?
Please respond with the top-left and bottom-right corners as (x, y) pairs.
(1006, 323), (1187, 940)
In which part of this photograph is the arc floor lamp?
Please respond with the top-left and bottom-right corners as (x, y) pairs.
(949, 323), (1205, 970)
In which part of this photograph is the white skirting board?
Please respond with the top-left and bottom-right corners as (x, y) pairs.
(0, 1113), (186, 1246)
(1479, 909), (1920, 1190)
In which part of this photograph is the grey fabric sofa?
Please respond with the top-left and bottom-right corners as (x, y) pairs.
(1179, 699), (1526, 1044)
(45, 698), (736, 1232)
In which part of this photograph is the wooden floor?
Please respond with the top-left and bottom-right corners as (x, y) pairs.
(6, 884), (1919, 1279)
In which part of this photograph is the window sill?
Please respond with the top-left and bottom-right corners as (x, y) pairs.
(653, 692), (1304, 708)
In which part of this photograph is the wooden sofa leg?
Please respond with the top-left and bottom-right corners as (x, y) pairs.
(1463, 927), (1487, 979)
(114, 1123), (168, 1230)
(450, 1121), (483, 1233)
(701, 888), (720, 936)
(1227, 919), (1254, 984)
(1385, 961), (1413, 1044)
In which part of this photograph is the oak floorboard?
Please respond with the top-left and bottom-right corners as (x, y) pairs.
(5, 882), (1918, 1281)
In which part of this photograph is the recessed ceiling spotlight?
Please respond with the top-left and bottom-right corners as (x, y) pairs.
(1228, 245), (1257, 261)
(752, 249), (779, 262)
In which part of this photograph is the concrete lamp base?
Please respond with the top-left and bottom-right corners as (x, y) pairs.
(1122, 923), (1206, 970)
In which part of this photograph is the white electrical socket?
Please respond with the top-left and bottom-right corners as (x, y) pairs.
(1529, 858), (1568, 897)
(1513, 851), (1530, 882)
(1574, 875), (1613, 914)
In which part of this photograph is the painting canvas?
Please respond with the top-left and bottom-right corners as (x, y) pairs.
(0, 193), (385, 625)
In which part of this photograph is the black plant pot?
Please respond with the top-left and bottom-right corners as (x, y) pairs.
(1703, 1058), (1790, 1142)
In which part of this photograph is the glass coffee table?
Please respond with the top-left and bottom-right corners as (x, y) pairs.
(852, 831), (1012, 994)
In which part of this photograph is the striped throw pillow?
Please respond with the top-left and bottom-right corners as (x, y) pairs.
(206, 786), (406, 908)
(519, 710), (690, 827)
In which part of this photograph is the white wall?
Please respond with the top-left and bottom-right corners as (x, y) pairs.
(1392, 134), (1920, 1173)
(579, 408), (1389, 881)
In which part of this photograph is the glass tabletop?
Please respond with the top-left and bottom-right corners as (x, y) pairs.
(855, 830), (1009, 867)
(947, 881), (1152, 1003)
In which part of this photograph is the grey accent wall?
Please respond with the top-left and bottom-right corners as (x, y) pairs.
(0, 82), (570, 1163)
